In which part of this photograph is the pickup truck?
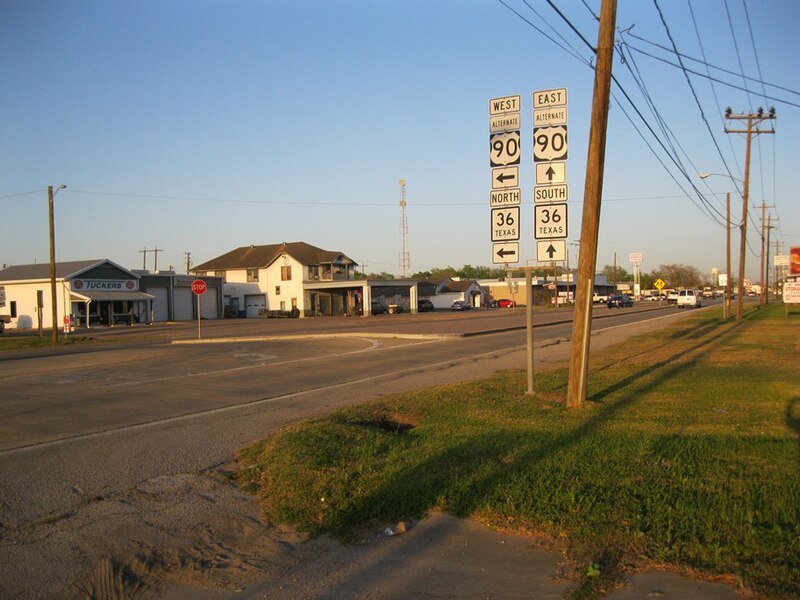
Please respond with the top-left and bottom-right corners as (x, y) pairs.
(592, 293), (609, 303)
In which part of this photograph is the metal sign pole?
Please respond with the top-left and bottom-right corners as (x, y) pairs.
(526, 267), (534, 395)
(197, 293), (201, 340)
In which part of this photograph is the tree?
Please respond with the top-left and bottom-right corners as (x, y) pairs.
(652, 264), (703, 289)
(601, 265), (631, 283)
(354, 271), (395, 280)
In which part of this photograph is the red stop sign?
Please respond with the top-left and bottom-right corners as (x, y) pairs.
(191, 279), (207, 295)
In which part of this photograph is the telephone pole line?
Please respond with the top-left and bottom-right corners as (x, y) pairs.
(724, 107), (775, 319)
(567, 0), (617, 408)
(764, 215), (776, 302)
(755, 202), (775, 306)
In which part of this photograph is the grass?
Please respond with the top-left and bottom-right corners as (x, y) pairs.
(237, 304), (800, 598)
(0, 334), (95, 351)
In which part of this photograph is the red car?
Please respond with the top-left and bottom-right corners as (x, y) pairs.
(496, 299), (516, 308)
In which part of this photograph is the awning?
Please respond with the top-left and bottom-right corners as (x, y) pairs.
(71, 291), (155, 302)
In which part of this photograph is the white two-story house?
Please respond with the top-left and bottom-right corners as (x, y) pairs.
(192, 241), (359, 317)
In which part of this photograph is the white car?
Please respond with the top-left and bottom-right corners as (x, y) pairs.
(677, 289), (702, 308)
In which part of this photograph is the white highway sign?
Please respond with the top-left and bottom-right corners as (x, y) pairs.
(534, 203), (568, 239)
(491, 206), (520, 241)
(537, 240), (567, 262)
(490, 188), (521, 207)
(534, 184), (568, 203)
(489, 95), (521, 115)
(490, 112), (521, 133)
(492, 242), (519, 264)
(533, 126), (568, 162)
(535, 161), (566, 184)
(491, 166), (519, 189)
(534, 106), (568, 127)
(533, 88), (568, 108)
(490, 131), (521, 167)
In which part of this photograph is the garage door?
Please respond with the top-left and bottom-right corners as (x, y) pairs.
(200, 291), (218, 320)
(150, 287), (169, 322)
(245, 294), (266, 318)
(174, 288), (194, 321)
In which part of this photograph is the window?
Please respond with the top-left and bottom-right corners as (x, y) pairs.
(10, 301), (17, 318)
(281, 266), (292, 281)
(275, 286), (281, 296)
(214, 270), (226, 282)
(247, 268), (259, 282)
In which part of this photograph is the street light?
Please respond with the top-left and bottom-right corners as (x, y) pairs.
(48, 184), (66, 344)
(699, 172), (745, 320)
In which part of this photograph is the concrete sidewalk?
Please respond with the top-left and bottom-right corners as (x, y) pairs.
(165, 510), (742, 600)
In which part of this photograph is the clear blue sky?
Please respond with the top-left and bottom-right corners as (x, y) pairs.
(2, 0), (798, 282)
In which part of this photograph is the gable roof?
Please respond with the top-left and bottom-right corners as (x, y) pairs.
(0, 260), (105, 282)
(436, 277), (480, 294)
(192, 242), (357, 271)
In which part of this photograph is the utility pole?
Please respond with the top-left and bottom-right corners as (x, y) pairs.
(755, 202), (775, 306)
(567, 0), (617, 408)
(725, 192), (731, 319)
(48, 186), (58, 345)
(153, 246), (163, 272)
(724, 107), (775, 319)
(184, 251), (192, 274)
(139, 247), (149, 270)
(765, 215), (775, 302)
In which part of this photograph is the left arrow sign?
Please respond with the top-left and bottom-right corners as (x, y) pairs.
(492, 242), (520, 265)
(492, 166), (519, 190)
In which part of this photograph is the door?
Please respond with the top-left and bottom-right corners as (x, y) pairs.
(245, 294), (266, 318)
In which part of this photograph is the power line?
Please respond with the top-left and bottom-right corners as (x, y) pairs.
(622, 29), (800, 98)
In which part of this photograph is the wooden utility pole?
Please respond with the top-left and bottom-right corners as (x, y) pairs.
(755, 201), (775, 306)
(725, 192), (731, 319)
(48, 186), (59, 345)
(724, 109), (775, 319)
(765, 215), (775, 303)
(567, 0), (617, 408)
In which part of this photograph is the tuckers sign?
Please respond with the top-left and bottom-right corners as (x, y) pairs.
(71, 279), (138, 291)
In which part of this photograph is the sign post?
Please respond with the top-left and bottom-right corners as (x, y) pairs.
(191, 279), (207, 339)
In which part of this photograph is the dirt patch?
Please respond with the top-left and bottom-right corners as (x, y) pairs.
(0, 469), (304, 599)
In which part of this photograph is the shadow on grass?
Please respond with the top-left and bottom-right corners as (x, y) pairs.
(788, 397), (800, 471)
(588, 315), (740, 404)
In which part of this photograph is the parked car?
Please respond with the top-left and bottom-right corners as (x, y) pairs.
(677, 289), (702, 308)
(607, 295), (634, 308)
(450, 300), (471, 311)
(417, 299), (434, 312)
(370, 300), (388, 315)
(495, 298), (516, 308)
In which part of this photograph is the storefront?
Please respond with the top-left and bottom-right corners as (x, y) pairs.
(0, 259), (221, 331)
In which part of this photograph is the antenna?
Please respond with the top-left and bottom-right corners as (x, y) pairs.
(398, 179), (411, 278)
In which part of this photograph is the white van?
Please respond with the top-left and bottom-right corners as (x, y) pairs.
(677, 289), (702, 308)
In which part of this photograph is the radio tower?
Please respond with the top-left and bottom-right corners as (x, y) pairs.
(398, 179), (411, 278)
